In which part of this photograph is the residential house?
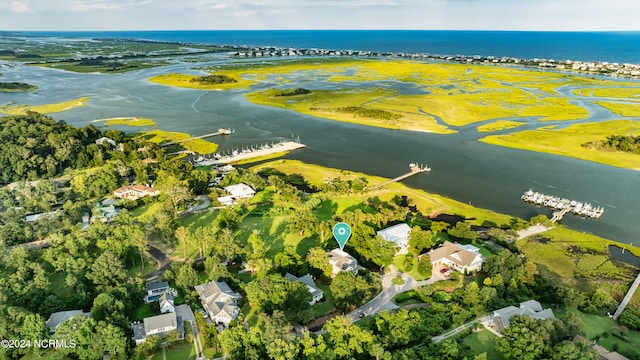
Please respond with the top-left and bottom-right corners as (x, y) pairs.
(132, 312), (184, 345)
(491, 300), (555, 333)
(45, 310), (92, 335)
(159, 292), (175, 314)
(224, 183), (256, 199)
(195, 281), (241, 327)
(113, 185), (159, 200)
(95, 137), (117, 147)
(328, 249), (359, 278)
(92, 202), (120, 223)
(145, 282), (170, 302)
(428, 241), (484, 273)
(377, 223), (412, 254)
(285, 273), (324, 305)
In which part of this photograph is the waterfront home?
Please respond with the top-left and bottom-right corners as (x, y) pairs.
(132, 312), (184, 345)
(328, 249), (359, 277)
(285, 273), (324, 305)
(491, 300), (555, 333)
(428, 241), (484, 273)
(195, 281), (241, 327)
(377, 223), (412, 254)
(113, 184), (159, 200)
(223, 183), (256, 199)
(45, 310), (92, 335)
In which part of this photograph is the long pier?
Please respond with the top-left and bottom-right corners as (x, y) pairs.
(192, 140), (305, 165)
(522, 190), (604, 222)
(160, 128), (233, 147)
(369, 163), (431, 190)
(613, 271), (640, 320)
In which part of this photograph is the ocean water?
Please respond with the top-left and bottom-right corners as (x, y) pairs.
(19, 30), (640, 64)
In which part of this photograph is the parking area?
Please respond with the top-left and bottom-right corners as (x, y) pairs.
(432, 263), (451, 281)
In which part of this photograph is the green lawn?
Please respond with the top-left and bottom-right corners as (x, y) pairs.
(133, 303), (155, 321)
(556, 307), (640, 359)
(151, 342), (196, 360)
(463, 329), (503, 360)
(392, 254), (431, 281)
(312, 284), (336, 318)
(47, 272), (74, 303)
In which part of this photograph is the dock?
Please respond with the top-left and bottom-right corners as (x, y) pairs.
(369, 163), (431, 190)
(521, 190), (604, 222)
(613, 271), (640, 320)
(192, 140), (305, 165)
(160, 128), (234, 147)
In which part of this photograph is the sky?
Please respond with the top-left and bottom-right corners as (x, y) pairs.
(0, 0), (639, 31)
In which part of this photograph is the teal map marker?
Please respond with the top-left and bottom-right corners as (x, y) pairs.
(333, 222), (351, 251)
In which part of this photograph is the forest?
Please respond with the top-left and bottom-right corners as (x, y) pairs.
(583, 134), (640, 154)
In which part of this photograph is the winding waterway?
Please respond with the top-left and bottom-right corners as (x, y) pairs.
(2, 55), (640, 246)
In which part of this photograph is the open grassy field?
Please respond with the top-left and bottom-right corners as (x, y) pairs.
(480, 120), (640, 169)
(148, 72), (254, 90)
(0, 97), (89, 115)
(555, 307), (640, 359)
(92, 116), (157, 127)
(142, 129), (218, 154)
(476, 120), (526, 132)
(463, 329), (504, 360)
(151, 342), (196, 360)
(37, 60), (166, 74)
(596, 101), (640, 117)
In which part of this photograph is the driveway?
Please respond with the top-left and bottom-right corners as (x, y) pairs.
(180, 195), (211, 215)
(144, 245), (173, 280)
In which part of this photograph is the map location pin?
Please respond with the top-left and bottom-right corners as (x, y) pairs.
(333, 222), (352, 251)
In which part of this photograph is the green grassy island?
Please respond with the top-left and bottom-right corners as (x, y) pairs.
(151, 58), (640, 169)
(0, 81), (37, 92)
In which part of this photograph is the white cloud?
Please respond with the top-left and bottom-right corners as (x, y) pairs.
(69, 0), (152, 12)
(11, 0), (31, 12)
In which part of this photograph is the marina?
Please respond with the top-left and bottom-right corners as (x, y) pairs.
(191, 139), (305, 165)
(521, 190), (604, 221)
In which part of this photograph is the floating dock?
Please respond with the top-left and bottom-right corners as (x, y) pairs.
(521, 189), (604, 221)
(192, 140), (305, 165)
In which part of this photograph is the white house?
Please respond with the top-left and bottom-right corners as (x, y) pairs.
(132, 312), (184, 345)
(114, 185), (159, 201)
(327, 249), (359, 278)
(377, 223), (412, 254)
(428, 241), (484, 273)
(285, 273), (324, 305)
(95, 137), (117, 147)
(195, 281), (241, 327)
(224, 183), (256, 199)
(159, 292), (175, 314)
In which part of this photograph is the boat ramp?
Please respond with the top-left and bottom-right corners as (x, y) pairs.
(521, 190), (604, 221)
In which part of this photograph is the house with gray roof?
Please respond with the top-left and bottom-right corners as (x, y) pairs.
(377, 223), (412, 254)
(285, 273), (324, 305)
(195, 281), (241, 327)
(132, 312), (184, 345)
(145, 281), (170, 302)
(492, 300), (555, 332)
(159, 292), (175, 314)
(45, 310), (92, 335)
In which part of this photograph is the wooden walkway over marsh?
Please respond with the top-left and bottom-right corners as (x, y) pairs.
(613, 271), (640, 320)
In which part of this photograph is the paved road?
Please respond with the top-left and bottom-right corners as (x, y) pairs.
(181, 195), (211, 215)
(345, 266), (435, 322)
(517, 225), (550, 240)
(144, 245), (173, 280)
